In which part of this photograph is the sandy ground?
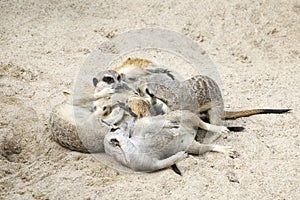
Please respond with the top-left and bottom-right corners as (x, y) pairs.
(0, 0), (299, 199)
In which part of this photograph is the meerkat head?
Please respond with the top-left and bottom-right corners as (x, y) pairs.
(104, 130), (130, 166)
(92, 98), (112, 116)
(93, 70), (136, 99)
(93, 70), (122, 89)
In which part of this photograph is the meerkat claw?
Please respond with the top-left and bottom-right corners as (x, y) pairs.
(212, 145), (235, 155)
(94, 88), (115, 99)
(176, 151), (189, 160)
(220, 126), (230, 134)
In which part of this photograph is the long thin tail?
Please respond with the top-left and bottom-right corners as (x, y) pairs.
(171, 164), (182, 176)
(223, 109), (291, 119)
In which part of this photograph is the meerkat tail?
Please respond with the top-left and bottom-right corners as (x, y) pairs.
(171, 164), (182, 176)
(227, 126), (245, 132)
(223, 109), (291, 119)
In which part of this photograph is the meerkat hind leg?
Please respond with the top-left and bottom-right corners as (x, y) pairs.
(188, 141), (234, 156)
(201, 106), (228, 143)
(198, 103), (228, 134)
(198, 118), (229, 134)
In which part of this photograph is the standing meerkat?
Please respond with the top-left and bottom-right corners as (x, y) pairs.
(104, 110), (234, 173)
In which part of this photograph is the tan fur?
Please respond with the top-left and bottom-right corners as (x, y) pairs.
(115, 58), (153, 72)
(128, 96), (151, 117)
(50, 100), (110, 153)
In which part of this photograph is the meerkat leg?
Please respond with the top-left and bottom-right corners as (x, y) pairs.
(198, 118), (229, 134)
(202, 106), (227, 143)
(151, 151), (188, 171)
(102, 108), (125, 125)
(94, 88), (115, 98)
(187, 141), (235, 156)
(207, 106), (224, 125)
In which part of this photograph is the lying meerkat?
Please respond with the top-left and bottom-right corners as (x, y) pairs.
(50, 91), (143, 153)
(50, 92), (110, 153)
(145, 74), (290, 142)
(104, 110), (234, 173)
(51, 68), (159, 153)
(50, 70), (135, 152)
(114, 59), (231, 135)
(114, 58), (174, 83)
(114, 58), (290, 141)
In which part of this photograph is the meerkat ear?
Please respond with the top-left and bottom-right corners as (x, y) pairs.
(110, 138), (120, 147)
(120, 73), (126, 80)
(93, 78), (98, 87)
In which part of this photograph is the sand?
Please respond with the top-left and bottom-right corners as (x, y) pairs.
(0, 0), (299, 199)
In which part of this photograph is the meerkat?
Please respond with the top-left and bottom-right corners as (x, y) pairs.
(113, 58), (231, 135)
(114, 58), (174, 83)
(145, 74), (290, 142)
(113, 58), (290, 143)
(104, 110), (234, 173)
(114, 58), (175, 104)
(50, 92), (111, 153)
(115, 58), (290, 120)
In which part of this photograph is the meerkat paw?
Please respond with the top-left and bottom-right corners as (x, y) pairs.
(172, 151), (189, 162)
(94, 88), (115, 98)
(211, 145), (235, 156)
(219, 126), (230, 134)
(205, 123), (229, 134)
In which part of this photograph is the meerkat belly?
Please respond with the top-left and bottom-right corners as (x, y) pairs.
(132, 128), (195, 159)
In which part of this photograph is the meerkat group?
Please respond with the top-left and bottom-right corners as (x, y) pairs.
(50, 57), (290, 174)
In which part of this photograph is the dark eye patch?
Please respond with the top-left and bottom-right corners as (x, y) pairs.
(117, 74), (121, 81)
(102, 76), (114, 84)
(145, 88), (154, 97)
(110, 138), (120, 147)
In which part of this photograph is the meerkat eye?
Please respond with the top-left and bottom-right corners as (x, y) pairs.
(93, 78), (98, 87)
(110, 127), (119, 132)
(102, 76), (115, 84)
(145, 88), (154, 97)
(93, 106), (97, 111)
(110, 138), (120, 147)
(102, 106), (107, 111)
